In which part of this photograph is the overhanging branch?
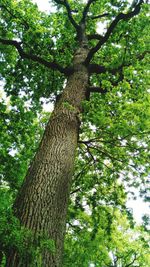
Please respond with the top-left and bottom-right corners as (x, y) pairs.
(0, 38), (71, 75)
(85, 0), (144, 64)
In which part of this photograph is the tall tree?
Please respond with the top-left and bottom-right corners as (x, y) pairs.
(0, 0), (149, 266)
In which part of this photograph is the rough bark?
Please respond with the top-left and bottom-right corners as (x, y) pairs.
(6, 47), (89, 267)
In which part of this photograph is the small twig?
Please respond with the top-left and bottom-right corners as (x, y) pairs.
(70, 188), (81, 195)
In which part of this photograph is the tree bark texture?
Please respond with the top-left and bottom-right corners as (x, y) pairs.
(6, 48), (89, 267)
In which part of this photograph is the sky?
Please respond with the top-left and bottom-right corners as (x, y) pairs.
(32, 0), (134, 11)
(32, 0), (54, 12)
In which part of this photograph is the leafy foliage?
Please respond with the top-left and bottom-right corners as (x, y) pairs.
(64, 209), (150, 266)
(0, 0), (149, 266)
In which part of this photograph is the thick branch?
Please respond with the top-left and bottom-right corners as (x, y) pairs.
(86, 85), (107, 100)
(53, 0), (79, 31)
(88, 86), (107, 94)
(88, 64), (106, 74)
(87, 33), (103, 41)
(81, 0), (96, 24)
(0, 38), (71, 75)
(88, 49), (149, 74)
(90, 13), (109, 20)
(85, 0), (144, 64)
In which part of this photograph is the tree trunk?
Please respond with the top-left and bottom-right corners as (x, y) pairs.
(6, 48), (89, 267)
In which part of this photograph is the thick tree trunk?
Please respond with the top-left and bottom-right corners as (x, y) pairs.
(6, 48), (89, 267)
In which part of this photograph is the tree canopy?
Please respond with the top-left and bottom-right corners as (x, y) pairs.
(0, 0), (150, 266)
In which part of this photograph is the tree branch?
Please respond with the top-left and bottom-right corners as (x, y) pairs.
(0, 4), (29, 29)
(88, 49), (149, 74)
(70, 187), (81, 195)
(79, 131), (150, 148)
(87, 33), (103, 41)
(0, 38), (72, 75)
(136, 50), (150, 60)
(90, 13), (109, 20)
(125, 253), (138, 267)
(85, 85), (107, 100)
(85, 0), (144, 64)
(53, 0), (80, 31)
(88, 86), (107, 94)
(81, 0), (96, 24)
(88, 64), (106, 74)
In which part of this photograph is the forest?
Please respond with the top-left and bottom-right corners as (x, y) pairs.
(0, 0), (150, 266)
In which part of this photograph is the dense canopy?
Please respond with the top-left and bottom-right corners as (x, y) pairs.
(0, 0), (149, 266)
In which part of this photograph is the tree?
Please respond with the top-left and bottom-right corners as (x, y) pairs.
(0, 0), (149, 266)
(63, 209), (150, 266)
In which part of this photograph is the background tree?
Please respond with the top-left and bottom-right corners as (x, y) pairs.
(0, 0), (149, 266)
(63, 209), (150, 266)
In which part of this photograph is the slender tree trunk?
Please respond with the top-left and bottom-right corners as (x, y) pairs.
(6, 48), (89, 267)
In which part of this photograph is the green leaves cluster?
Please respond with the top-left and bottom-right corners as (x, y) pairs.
(63, 208), (150, 266)
(0, 0), (149, 266)
(0, 94), (48, 189)
(0, 193), (55, 267)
